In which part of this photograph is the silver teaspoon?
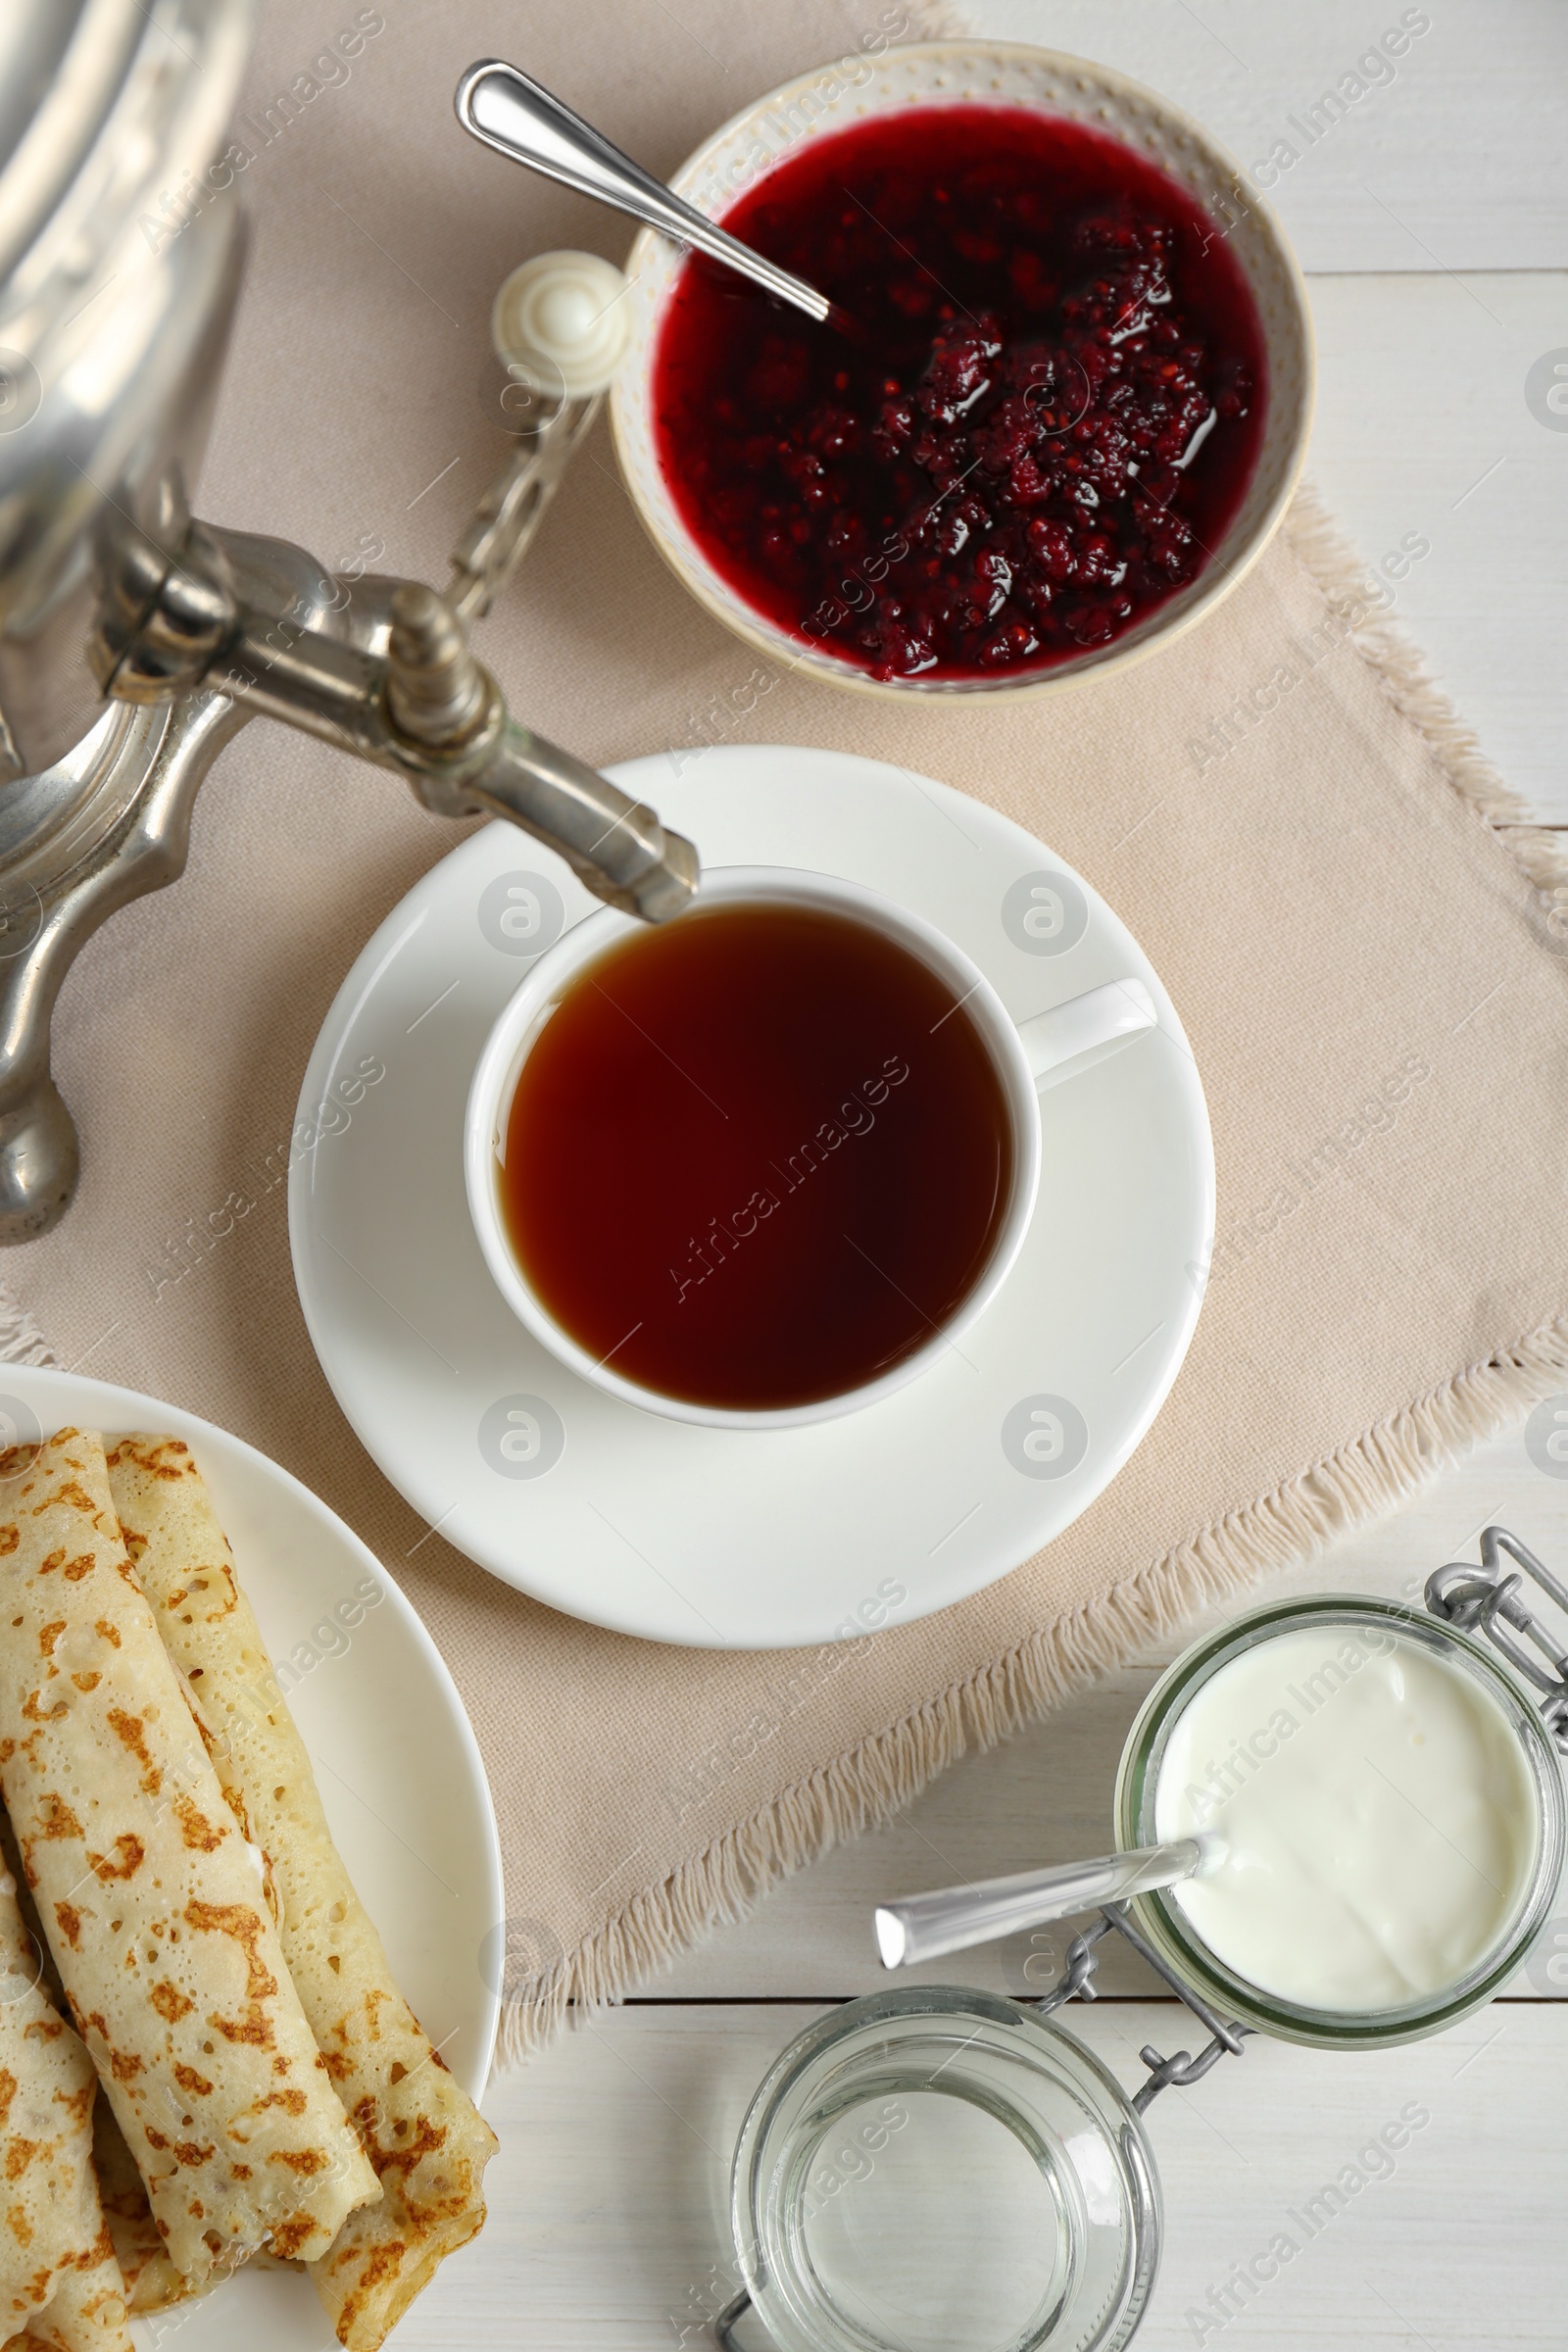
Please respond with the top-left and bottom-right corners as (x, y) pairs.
(873, 1837), (1226, 1971)
(456, 59), (839, 329)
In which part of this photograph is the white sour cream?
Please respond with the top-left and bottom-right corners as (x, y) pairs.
(1153, 1623), (1541, 2013)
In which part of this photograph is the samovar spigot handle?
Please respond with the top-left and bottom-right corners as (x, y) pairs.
(380, 578), (697, 922)
(386, 586), (491, 745)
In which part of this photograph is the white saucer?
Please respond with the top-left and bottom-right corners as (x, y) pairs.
(289, 749), (1213, 1650)
(0, 1368), (502, 2352)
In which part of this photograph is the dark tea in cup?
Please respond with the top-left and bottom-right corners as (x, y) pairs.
(497, 898), (1013, 1412)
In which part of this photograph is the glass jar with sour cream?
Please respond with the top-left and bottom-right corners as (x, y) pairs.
(1114, 1594), (1566, 2047)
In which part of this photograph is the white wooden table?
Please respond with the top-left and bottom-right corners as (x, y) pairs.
(400, 5), (1568, 2342)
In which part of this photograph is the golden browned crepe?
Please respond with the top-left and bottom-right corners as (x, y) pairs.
(107, 1437), (497, 2351)
(0, 1859), (131, 2351)
(0, 1431), (380, 2287)
(0, 1809), (190, 2326)
(88, 2102), (195, 2319)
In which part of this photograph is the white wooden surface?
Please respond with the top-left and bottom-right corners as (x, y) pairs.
(384, 4), (1567, 2342)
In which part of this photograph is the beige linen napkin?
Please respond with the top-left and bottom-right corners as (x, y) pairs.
(6, 0), (1567, 2055)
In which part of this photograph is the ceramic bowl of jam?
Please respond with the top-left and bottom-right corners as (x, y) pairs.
(611, 42), (1313, 699)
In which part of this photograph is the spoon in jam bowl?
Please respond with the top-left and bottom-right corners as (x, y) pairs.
(455, 59), (847, 332)
(873, 1837), (1227, 1971)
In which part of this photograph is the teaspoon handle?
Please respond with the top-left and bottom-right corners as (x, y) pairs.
(873, 1839), (1210, 1971)
(456, 59), (832, 325)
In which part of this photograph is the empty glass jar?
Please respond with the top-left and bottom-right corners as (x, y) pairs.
(727, 1986), (1160, 2352)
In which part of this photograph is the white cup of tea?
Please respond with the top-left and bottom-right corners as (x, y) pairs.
(464, 866), (1157, 1430)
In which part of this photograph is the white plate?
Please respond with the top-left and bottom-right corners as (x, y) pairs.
(0, 1367), (503, 2352)
(290, 748), (1214, 1650)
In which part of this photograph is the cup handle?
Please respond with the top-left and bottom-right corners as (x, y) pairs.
(1016, 977), (1158, 1093)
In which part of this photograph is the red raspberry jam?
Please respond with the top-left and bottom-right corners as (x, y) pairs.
(653, 107), (1267, 683)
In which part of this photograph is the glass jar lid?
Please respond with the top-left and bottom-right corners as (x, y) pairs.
(730, 1985), (1160, 2352)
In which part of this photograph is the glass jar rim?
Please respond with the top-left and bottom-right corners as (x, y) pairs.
(1113, 1592), (1566, 2047)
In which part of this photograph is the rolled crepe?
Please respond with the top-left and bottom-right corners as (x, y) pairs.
(89, 2103), (193, 2319)
(0, 1431), (380, 2286)
(0, 1810), (189, 2326)
(0, 1861), (131, 2351)
(107, 1437), (498, 2352)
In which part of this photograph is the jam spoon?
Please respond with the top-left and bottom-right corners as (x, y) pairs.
(455, 59), (842, 329)
(873, 1837), (1226, 1970)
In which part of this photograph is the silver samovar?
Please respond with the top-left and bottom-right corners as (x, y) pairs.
(0, 0), (698, 1243)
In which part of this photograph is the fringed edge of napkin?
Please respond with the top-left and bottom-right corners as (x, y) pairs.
(903, 1), (983, 36)
(1285, 481), (1568, 907)
(0, 1279), (58, 1368)
(499, 480), (1568, 2064)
